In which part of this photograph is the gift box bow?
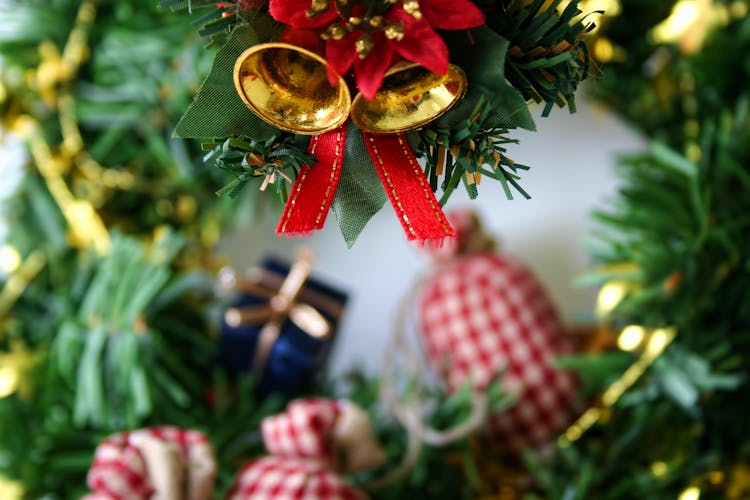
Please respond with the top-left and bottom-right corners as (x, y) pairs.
(219, 249), (344, 379)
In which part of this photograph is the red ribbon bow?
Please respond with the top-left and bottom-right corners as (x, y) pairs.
(276, 125), (455, 242)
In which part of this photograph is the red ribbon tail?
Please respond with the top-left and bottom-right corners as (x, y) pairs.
(276, 126), (347, 236)
(363, 133), (455, 243)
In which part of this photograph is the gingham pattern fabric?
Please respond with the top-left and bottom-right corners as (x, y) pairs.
(227, 457), (365, 500)
(417, 253), (578, 451)
(262, 399), (340, 461)
(85, 426), (214, 500)
(229, 399), (367, 500)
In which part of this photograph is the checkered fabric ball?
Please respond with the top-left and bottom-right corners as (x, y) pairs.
(417, 252), (579, 451)
(228, 399), (369, 500)
(85, 426), (215, 500)
(228, 457), (365, 500)
(262, 399), (340, 461)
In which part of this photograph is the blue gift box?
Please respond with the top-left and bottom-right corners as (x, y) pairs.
(219, 256), (348, 397)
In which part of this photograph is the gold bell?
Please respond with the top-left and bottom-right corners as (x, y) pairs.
(234, 43), (352, 135)
(351, 63), (467, 134)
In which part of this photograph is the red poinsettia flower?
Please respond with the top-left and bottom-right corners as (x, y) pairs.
(269, 0), (339, 28)
(269, 0), (485, 100)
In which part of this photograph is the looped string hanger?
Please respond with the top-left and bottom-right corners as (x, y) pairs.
(365, 277), (489, 491)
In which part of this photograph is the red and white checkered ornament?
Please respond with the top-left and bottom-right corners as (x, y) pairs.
(85, 426), (216, 500)
(417, 209), (579, 451)
(228, 399), (385, 500)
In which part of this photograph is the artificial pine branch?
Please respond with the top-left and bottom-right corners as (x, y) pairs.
(530, 97), (750, 500)
(203, 133), (313, 200)
(158, 0), (265, 46)
(417, 97), (530, 203)
(482, 0), (594, 116)
(0, 1), (274, 495)
(332, 369), (513, 500)
(516, 5), (750, 497)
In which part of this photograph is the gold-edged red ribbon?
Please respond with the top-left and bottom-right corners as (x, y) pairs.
(220, 250), (333, 378)
(277, 126), (347, 235)
(276, 125), (455, 242)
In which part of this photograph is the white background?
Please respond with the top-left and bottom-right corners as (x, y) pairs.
(219, 96), (646, 376)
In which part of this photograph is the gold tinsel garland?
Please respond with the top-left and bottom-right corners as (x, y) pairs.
(0, 1), (109, 412)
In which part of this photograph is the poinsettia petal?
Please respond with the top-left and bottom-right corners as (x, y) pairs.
(388, 9), (448, 75)
(420, 0), (485, 30)
(353, 34), (396, 100)
(325, 34), (360, 86)
(269, 0), (338, 28)
(279, 28), (326, 54)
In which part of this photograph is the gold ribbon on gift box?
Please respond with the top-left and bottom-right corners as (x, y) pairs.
(218, 249), (344, 379)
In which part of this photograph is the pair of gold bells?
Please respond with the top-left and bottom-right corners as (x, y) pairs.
(233, 43), (468, 135)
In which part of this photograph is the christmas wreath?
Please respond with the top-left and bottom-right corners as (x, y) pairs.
(163, 0), (595, 245)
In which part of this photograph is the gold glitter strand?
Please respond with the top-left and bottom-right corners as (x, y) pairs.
(559, 326), (676, 446)
(13, 115), (111, 254)
(0, 250), (46, 319)
(12, 0), (111, 254)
